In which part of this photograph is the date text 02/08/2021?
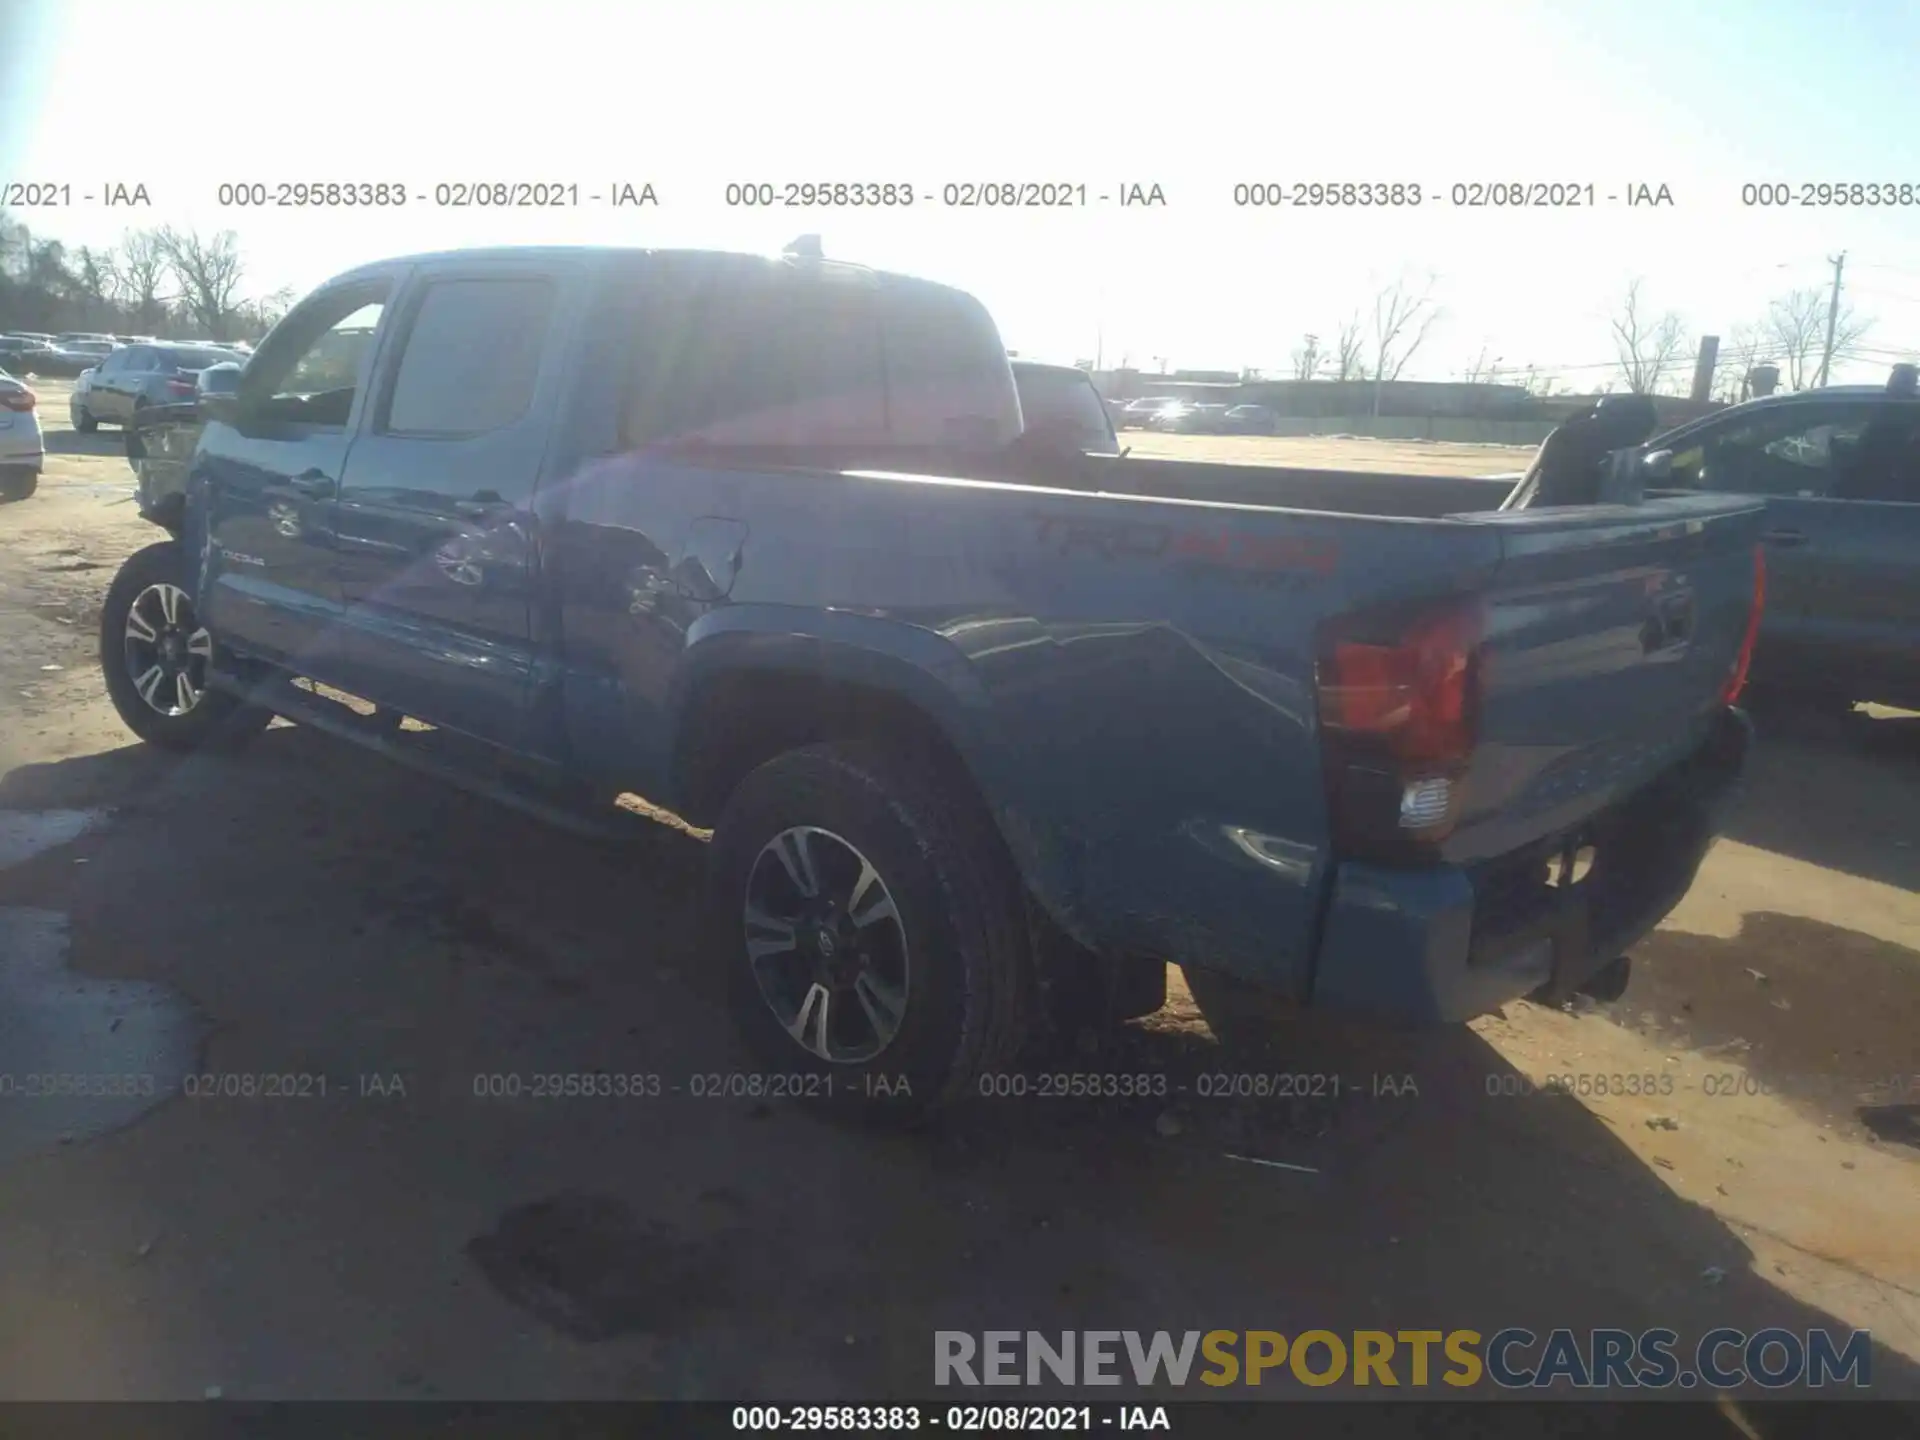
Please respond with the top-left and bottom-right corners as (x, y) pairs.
(729, 1404), (1164, 1432)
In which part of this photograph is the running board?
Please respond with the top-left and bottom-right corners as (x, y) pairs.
(206, 668), (657, 847)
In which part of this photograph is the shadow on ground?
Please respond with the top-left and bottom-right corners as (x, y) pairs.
(1721, 704), (1920, 892)
(0, 727), (1914, 1406)
(43, 427), (127, 458)
(1612, 914), (1920, 1139)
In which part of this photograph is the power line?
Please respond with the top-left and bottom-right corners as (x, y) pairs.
(1842, 283), (1920, 305)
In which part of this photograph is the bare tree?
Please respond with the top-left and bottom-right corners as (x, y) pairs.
(235, 284), (296, 339)
(1332, 313), (1366, 382)
(1609, 278), (1689, 394)
(156, 226), (246, 339)
(108, 229), (172, 331)
(1764, 287), (1871, 390)
(1461, 345), (1502, 384)
(1290, 332), (1323, 381)
(1714, 321), (1769, 403)
(1368, 274), (1441, 415)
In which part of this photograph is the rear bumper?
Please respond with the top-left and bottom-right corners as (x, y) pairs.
(0, 424), (44, 471)
(1309, 706), (1752, 1025)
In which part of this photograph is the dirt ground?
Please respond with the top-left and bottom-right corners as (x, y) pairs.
(0, 389), (1916, 1409)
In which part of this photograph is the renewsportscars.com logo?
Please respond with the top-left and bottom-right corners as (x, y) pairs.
(934, 1328), (1872, 1390)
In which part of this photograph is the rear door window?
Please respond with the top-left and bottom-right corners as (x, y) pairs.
(380, 277), (556, 438)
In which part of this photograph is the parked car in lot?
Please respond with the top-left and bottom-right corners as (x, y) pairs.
(1220, 403), (1280, 435)
(1118, 395), (1180, 428)
(1011, 360), (1120, 455)
(0, 367), (44, 501)
(1148, 401), (1231, 433)
(28, 339), (116, 378)
(0, 336), (59, 373)
(70, 342), (247, 431)
(104, 243), (1762, 1122)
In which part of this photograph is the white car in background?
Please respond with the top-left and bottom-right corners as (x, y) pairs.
(0, 367), (44, 501)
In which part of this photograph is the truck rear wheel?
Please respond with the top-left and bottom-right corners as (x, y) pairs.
(707, 740), (1030, 1125)
(99, 540), (273, 753)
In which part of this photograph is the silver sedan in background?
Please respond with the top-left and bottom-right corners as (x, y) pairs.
(71, 342), (246, 431)
(0, 367), (45, 500)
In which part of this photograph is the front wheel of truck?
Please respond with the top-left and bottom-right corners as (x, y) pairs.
(99, 540), (273, 753)
(707, 740), (1030, 1127)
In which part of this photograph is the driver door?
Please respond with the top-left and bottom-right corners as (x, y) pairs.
(196, 273), (402, 673)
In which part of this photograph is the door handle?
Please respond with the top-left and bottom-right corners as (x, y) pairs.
(288, 469), (335, 498)
(1762, 527), (1807, 547)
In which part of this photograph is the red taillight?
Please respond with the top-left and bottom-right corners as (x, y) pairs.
(1721, 542), (1766, 705)
(1317, 597), (1485, 858)
(1320, 598), (1482, 768)
(0, 388), (34, 412)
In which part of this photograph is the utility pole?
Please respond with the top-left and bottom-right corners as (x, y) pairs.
(1689, 335), (1720, 402)
(1815, 251), (1847, 388)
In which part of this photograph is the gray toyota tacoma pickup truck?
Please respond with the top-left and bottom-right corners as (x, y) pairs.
(104, 244), (1764, 1120)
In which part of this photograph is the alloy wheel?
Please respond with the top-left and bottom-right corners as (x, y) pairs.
(742, 825), (911, 1063)
(123, 582), (213, 717)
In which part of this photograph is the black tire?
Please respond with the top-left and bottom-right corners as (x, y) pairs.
(0, 470), (36, 502)
(72, 404), (98, 433)
(99, 540), (273, 753)
(707, 740), (1031, 1125)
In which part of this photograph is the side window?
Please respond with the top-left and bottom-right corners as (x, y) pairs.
(1832, 408), (1920, 503)
(1668, 406), (1874, 497)
(97, 351), (124, 374)
(381, 277), (556, 438)
(244, 283), (391, 428)
(623, 268), (885, 449)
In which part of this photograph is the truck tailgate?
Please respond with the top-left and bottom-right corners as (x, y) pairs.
(1443, 494), (1765, 865)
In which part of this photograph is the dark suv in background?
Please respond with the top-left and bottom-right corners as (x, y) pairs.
(1646, 372), (1920, 711)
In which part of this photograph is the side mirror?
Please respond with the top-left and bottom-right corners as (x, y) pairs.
(197, 362), (244, 424)
(197, 363), (242, 397)
(1641, 448), (1674, 480)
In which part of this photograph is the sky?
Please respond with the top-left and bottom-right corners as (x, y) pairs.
(3, 0), (1918, 387)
